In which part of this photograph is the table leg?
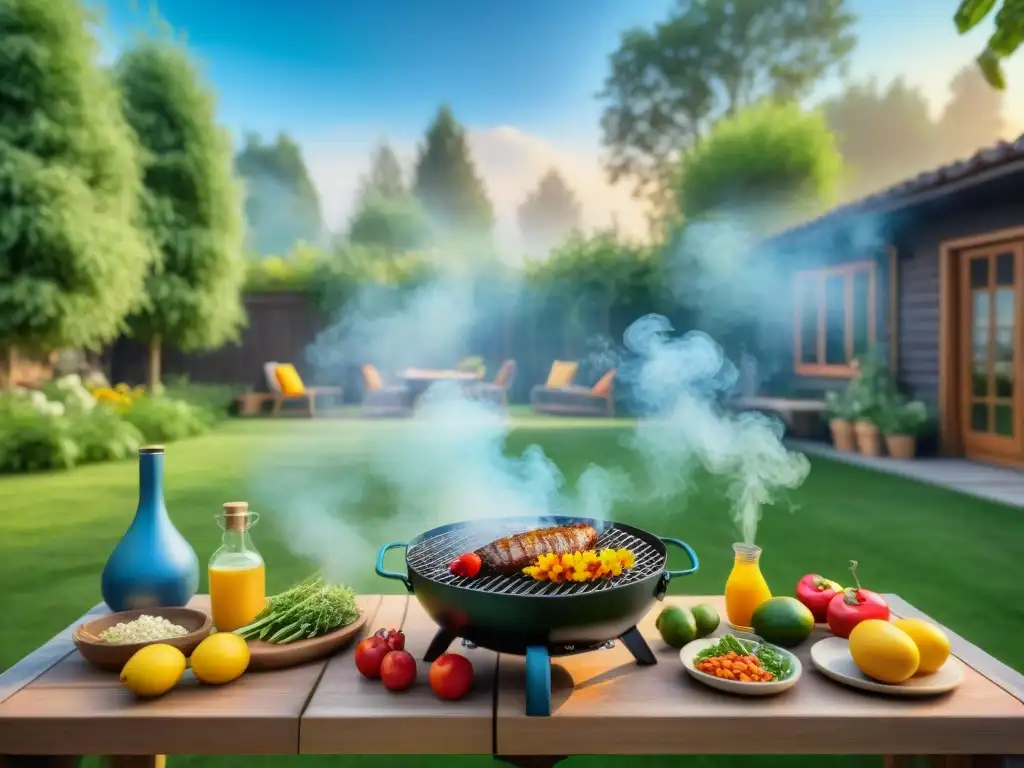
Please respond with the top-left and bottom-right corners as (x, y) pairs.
(106, 757), (165, 768)
(495, 757), (567, 768)
(0, 759), (81, 768)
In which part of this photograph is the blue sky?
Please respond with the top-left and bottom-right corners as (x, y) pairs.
(91, 0), (1024, 240)
(95, 0), (1023, 144)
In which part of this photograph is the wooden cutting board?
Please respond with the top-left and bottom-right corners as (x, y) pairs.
(244, 595), (375, 671)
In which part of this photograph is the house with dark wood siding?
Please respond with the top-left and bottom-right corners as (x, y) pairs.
(756, 134), (1024, 468)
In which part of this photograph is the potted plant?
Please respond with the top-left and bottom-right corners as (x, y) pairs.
(845, 352), (890, 457)
(877, 396), (928, 459)
(824, 390), (856, 452)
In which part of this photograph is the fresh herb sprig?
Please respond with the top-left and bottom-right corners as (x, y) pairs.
(234, 574), (359, 644)
(694, 634), (794, 680)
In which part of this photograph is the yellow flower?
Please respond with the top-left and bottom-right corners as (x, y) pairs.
(522, 548), (636, 583)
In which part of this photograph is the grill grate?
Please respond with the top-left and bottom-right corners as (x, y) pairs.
(407, 522), (665, 597)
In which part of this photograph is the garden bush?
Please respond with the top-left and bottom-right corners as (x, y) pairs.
(0, 375), (217, 474)
(120, 394), (212, 443)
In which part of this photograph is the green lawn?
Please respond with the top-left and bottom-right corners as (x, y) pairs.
(2, 417), (1021, 768)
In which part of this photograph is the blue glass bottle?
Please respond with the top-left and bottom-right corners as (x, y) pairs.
(101, 446), (200, 612)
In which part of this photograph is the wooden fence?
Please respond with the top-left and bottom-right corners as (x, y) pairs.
(105, 290), (626, 403)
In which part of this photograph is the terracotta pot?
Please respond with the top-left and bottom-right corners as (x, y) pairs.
(854, 421), (882, 457)
(885, 434), (917, 460)
(829, 419), (856, 452)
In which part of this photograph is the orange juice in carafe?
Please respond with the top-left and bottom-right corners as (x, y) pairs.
(209, 501), (266, 631)
(724, 543), (771, 631)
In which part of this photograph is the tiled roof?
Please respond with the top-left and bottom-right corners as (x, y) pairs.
(764, 133), (1024, 244)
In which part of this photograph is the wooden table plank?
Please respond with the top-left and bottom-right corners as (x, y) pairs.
(494, 595), (1024, 758)
(301, 594), (498, 755)
(0, 603), (109, 705)
(0, 595), (379, 755)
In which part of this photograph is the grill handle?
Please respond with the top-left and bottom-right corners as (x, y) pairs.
(375, 542), (413, 592)
(656, 537), (699, 599)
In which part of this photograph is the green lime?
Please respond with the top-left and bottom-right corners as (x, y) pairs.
(750, 596), (815, 648)
(691, 603), (721, 638)
(655, 605), (698, 649)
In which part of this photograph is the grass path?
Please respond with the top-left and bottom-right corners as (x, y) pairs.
(2, 418), (1022, 768)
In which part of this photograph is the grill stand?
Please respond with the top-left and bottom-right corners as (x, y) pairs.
(422, 626), (657, 717)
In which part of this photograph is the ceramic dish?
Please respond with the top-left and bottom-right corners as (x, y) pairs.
(810, 636), (964, 696)
(245, 607), (369, 671)
(680, 636), (802, 696)
(73, 607), (212, 671)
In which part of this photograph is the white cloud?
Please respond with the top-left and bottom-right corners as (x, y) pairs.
(300, 124), (650, 255)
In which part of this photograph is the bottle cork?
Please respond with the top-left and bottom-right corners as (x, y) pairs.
(222, 501), (250, 531)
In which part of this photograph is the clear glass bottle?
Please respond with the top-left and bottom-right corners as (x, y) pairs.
(724, 543), (772, 631)
(208, 501), (266, 631)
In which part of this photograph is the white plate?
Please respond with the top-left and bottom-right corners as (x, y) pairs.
(679, 637), (802, 696)
(809, 636), (964, 696)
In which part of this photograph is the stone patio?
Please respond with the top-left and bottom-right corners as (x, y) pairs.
(787, 439), (1024, 509)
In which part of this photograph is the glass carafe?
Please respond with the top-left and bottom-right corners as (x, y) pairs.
(724, 543), (772, 631)
(208, 501), (266, 631)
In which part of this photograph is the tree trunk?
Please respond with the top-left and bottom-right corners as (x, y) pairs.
(147, 336), (162, 392)
(0, 346), (15, 389)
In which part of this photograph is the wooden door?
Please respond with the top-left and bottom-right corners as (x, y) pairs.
(959, 242), (1024, 464)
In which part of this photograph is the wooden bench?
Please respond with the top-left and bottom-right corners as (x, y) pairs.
(731, 396), (826, 438)
(235, 388), (343, 418)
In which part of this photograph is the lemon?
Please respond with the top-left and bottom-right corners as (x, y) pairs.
(848, 619), (920, 684)
(119, 644), (187, 698)
(892, 618), (950, 675)
(190, 632), (250, 685)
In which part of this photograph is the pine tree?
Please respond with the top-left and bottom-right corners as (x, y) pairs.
(517, 168), (582, 254)
(412, 105), (494, 239)
(236, 132), (324, 255)
(0, 0), (155, 385)
(117, 39), (246, 387)
(356, 141), (406, 202)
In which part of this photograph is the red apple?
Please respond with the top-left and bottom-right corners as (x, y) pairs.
(354, 636), (390, 679)
(380, 650), (417, 691)
(429, 653), (475, 700)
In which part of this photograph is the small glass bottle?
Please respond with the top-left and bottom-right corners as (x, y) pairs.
(208, 501), (266, 632)
(724, 543), (772, 631)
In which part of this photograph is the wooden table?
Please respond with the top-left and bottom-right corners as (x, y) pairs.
(1, 594), (1022, 767)
(397, 369), (484, 406)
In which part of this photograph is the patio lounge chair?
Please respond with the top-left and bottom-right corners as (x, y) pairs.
(360, 364), (412, 418)
(466, 359), (517, 408)
(254, 362), (343, 417)
(530, 363), (617, 417)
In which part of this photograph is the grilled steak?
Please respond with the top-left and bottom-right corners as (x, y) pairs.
(474, 523), (599, 574)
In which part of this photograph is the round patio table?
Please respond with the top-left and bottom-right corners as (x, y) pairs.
(398, 368), (483, 403)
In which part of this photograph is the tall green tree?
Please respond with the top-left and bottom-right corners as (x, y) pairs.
(955, 0), (1023, 90)
(670, 101), (844, 354)
(0, 0), (155, 386)
(356, 141), (406, 202)
(598, 0), (856, 210)
(236, 132), (323, 255)
(678, 101), (843, 223)
(517, 168), (582, 255)
(412, 106), (494, 240)
(116, 39), (246, 388)
(821, 78), (939, 200)
(938, 64), (1006, 160)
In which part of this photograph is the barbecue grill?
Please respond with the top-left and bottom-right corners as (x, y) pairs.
(375, 514), (699, 715)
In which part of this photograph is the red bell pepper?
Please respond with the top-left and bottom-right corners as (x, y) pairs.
(449, 552), (482, 578)
(796, 573), (843, 623)
(826, 560), (889, 638)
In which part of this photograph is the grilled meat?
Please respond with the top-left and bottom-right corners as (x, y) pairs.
(473, 523), (600, 574)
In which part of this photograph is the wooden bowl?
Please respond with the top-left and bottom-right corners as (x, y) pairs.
(73, 607), (213, 672)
